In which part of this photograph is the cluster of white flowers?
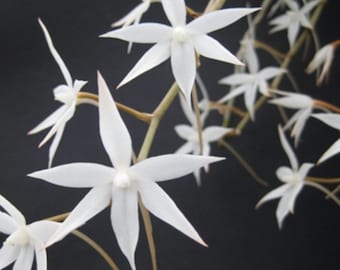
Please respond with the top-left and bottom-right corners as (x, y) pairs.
(1, 0), (339, 269)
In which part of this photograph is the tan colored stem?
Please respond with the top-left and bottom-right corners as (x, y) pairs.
(46, 212), (69, 222)
(192, 86), (204, 155)
(209, 102), (246, 118)
(72, 230), (120, 270)
(77, 92), (152, 123)
(307, 176), (340, 184)
(254, 40), (286, 59)
(313, 99), (340, 113)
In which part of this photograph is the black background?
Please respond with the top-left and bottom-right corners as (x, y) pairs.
(0, 0), (339, 269)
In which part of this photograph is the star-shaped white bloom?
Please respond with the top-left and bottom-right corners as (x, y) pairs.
(175, 95), (232, 185)
(312, 113), (340, 163)
(269, 0), (319, 47)
(0, 195), (60, 270)
(306, 44), (335, 85)
(269, 90), (314, 147)
(101, 0), (258, 105)
(218, 67), (286, 119)
(28, 19), (88, 167)
(28, 72), (223, 270)
(111, 0), (160, 53)
(256, 126), (314, 229)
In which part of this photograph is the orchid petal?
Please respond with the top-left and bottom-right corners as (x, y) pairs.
(276, 166), (295, 183)
(291, 107), (311, 147)
(269, 93), (313, 109)
(112, 2), (149, 27)
(175, 142), (194, 154)
(28, 105), (68, 135)
(287, 20), (299, 47)
(318, 138), (340, 164)
(28, 220), (61, 244)
(138, 180), (206, 246)
(130, 154), (223, 182)
(203, 127), (232, 142)
(297, 163), (314, 181)
(0, 244), (20, 269)
(13, 245), (34, 270)
(100, 23), (172, 43)
(34, 242), (47, 270)
(312, 113), (340, 131)
(278, 126), (298, 171)
(259, 67), (286, 80)
(174, 125), (195, 140)
(28, 163), (114, 188)
(48, 122), (65, 168)
(0, 195), (26, 226)
(73, 80), (88, 93)
(161, 0), (186, 26)
(218, 85), (248, 104)
(194, 35), (243, 65)
(111, 187), (139, 270)
(171, 41), (196, 104)
(256, 183), (291, 209)
(244, 84), (257, 120)
(38, 103), (75, 148)
(276, 191), (291, 229)
(118, 42), (170, 88)
(38, 19), (72, 87)
(0, 212), (18, 234)
(287, 182), (304, 213)
(46, 185), (111, 246)
(98, 72), (132, 168)
(187, 8), (259, 34)
(219, 73), (252, 85)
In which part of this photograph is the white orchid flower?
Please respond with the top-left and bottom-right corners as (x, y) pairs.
(218, 67), (286, 119)
(28, 19), (88, 167)
(312, 113), (340, 163)
(101, 0), (258, 105)
(176, 93), (231, 185)
(111, 0), (160, 53)
(28, 72), (223, 270)
(269, 90), (314, 147)
(269, 0), (319, 47)
(267, 0), (295, 17)
(0, 195), (60, 270)
(306, 44), (335, 85)
(256, 126), (314, 229)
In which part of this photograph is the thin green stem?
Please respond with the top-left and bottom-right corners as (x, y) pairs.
(219, 140), (268, 186)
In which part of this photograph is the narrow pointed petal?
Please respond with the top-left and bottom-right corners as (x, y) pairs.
(193, 169), (202, 186)
(0, 244), (20, 268)
(171, 41), (196, 104)
(118, 42), (170, 88)
(13, 245), (34, 270)
(48, 123), (65, 168)
(38, 19), (73, 87)
(318, 138), (340, 164)
(194, 35), (243, 65)
(276, 166), (295, 183)
(218, 73), (252, 85)
(28, 220), (61, 244)
(161, 0), (186, 26)
(291, 107), (311, 147)
(256, 183), (290, 209)
(100, 23), (172, 43)
(38, 104), (75, 148)
(218, 85), (247, 104)
(288, 20), (299, 47)
(112, 2), (149, 27)
(259, 67), (286, 80)
(244, 84), (257, 120)
(203, 127), (232, 142)
(28, 105), (68, 135)
(138, 181), (206, 246)
(287, 182), (304, 213)
(174, 125), (195, 140)
(28, 163), (114, 188)
(130, 154), (224, 182)
(34, 242), (47, 270)
(187, 8), (259, 34)
(312, 113), (340, 131)
(111, 188), (139, 270)
(276, 192), (291, 229)
(98, 72), (132, 168)
(0, 195), (26, 226)
(302, 0), (320, 14)
(46, 185), (111, 246)
(73, 80), (88, 93)
(0, 213), (18, 234)
(297, 163), (314, 181)
(278, 126), (298, 171)
(175, 142), (194, 154)
(269, 93), (313, 109)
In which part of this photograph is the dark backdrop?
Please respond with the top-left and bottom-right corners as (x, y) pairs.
(0, 0), (339, 270)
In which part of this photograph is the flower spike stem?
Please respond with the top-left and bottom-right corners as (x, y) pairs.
(235, 0), (327, 134)
(46, 211), (69, 222)
(219, 140), (268, 186)
(307, 176), (340, 184)
(72, 230), (120, 270)
(313, 99), (340, 113)
(77, 92), (152, 123)
(138, 196), (157, 270)
(192, 85), (204, 155)
(137, 82), (180, 161)
(254, 40), (286, 60)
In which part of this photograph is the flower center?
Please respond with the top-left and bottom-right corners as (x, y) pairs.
(113, 171), (132, 189)
(54, 85), (76, 104)
(173, 27), (188, 43)
(5, 226), (30, 246)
